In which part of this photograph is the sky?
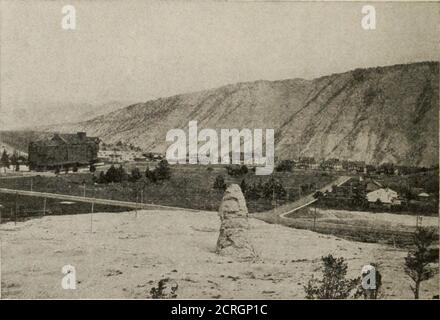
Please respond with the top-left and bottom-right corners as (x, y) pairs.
(0, 0), (439, 128)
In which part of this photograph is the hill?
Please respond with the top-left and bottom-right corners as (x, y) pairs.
(4, 61), (439, 166)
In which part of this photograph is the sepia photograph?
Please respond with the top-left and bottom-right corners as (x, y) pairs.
(0, 0), (439, 305)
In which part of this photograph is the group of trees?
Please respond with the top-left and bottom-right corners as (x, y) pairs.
(1, 149), (21, 172)
(304, 227), (438, 299)
(275, 160), (294, 172)
(213, 175), (287, 201)
(96, 160), (171, 184)
(145, 160), (171, 182)
(226, 164), (249, 177)
(241, 178), (287, 201)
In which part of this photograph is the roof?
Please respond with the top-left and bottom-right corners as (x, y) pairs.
(418, 192), (430, 197)
(367, 187), (398, 196)
(366, 179), (383, 187)
(31, 133), (99, 147)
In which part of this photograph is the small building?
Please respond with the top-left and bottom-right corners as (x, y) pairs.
(321, 158), (343, 171)
(296, 156), (317, 170)
(28, 132), (99, 170)
(367, 188), (401, 205)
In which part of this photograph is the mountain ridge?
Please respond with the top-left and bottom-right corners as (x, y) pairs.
(6, 61), (439, 167)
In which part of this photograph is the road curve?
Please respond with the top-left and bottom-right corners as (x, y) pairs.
(253, 175), (351, 222)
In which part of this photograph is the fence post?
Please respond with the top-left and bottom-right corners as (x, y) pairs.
(313, 205), (317, 230)
(43, 197), (47, 216)
(15, 192), (18, 225)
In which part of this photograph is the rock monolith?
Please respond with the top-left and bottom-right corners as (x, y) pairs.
(216, 184), (257, 261)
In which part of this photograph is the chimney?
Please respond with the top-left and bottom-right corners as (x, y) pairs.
(77, 132), (86, 140)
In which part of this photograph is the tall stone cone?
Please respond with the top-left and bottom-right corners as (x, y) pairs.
(216, 184), (257, 261)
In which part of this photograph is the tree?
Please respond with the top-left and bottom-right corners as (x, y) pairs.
(263, 178), (286, 200)
(1, 149), (10, 171)
(98, 171), (107, 183)
(213, 175), (226, 191)
(130, 167), (142, 182)
(304, 254), (359, 299)
(275, 160), (294, 172)
(105, 165), (118, 183)
(11, 152), (20, 172)
(352, 187), (367, 208)
(115, 165), (128, 183)
(226, 164), (247, 177)
(404, 227), (439, 299)
(240, 179), (247, 194)
(145, 165), (157, 183)
(155, 159), (171, 181)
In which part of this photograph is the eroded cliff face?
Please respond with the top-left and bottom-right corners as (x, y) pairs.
(10, 61), (439, 166)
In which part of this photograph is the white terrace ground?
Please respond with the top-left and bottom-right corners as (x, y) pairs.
(1, 210), (438, 299)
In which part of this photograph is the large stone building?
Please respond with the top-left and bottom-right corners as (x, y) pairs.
(28, 132), (99, 170)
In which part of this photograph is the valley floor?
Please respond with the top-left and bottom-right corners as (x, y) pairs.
(1, 210), (438, 299)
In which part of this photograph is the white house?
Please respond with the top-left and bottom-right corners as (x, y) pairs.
(366, 188), (401, 205)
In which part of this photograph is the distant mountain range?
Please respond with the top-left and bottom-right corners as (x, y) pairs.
(1, 61), (438, 167)
(0, 101), (130, 130)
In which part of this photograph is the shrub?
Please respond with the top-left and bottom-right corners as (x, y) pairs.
(150, 278), (178, 299)
(275, 160), (294, 172)
(304, 254), (359, 299)
(352, 68), (365, 82)
(213, 175), (226, 191)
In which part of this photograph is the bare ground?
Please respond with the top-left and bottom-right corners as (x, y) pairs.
(1, 210), (438, 299)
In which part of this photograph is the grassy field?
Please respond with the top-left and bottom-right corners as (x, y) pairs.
(270, 207), (440, 248)
(0, 164), (335, 216)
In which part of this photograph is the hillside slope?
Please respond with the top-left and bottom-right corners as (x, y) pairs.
(10, 61), (440, 166)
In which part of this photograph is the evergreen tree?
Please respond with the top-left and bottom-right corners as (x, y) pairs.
(105, 165), (118, 182)
(263, 177), (286, 200)
(240, 179), (247, 194)
(404, 227), (439, 299)
(130, 167), (142, 182)
(1, 149), (10, 169)
(98, 171), (107, 183)
(115, 165), (128, 183)
(213, 175), (226, 191)
(145, 165), (157, 183)
(155, 159), (171, 181)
